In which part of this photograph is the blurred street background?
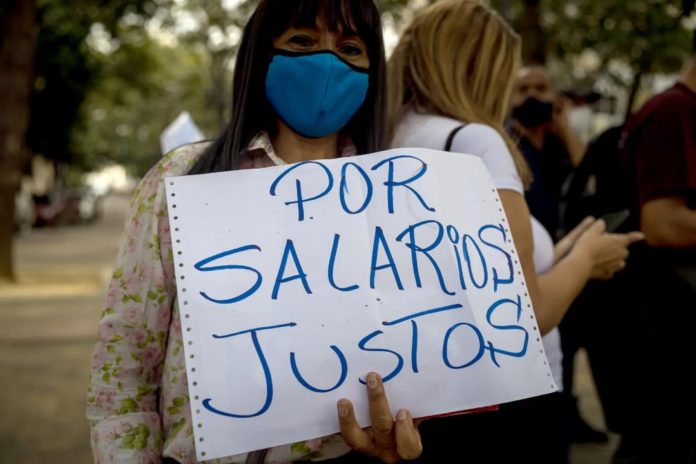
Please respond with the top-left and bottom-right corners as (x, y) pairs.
(2, 0), (695, 463)
(0, 195), (128, 463)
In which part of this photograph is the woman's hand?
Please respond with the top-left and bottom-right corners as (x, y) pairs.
(572, 219), (644, 280)
(337, 372), (422, 463)
(554, 216), (596, 263)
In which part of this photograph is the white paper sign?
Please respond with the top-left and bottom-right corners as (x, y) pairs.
(160, 111), (205, 155)
(165, 148), (556, 461)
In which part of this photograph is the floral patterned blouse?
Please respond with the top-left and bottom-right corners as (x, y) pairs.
(87, 133), (356, 463)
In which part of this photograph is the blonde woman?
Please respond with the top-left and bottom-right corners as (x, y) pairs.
(388, 1), (642, 462)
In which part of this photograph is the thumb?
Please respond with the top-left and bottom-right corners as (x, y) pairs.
(585, 218), (606, 235)
(573, 216), (596, 236)
(626, 231), (645, 244)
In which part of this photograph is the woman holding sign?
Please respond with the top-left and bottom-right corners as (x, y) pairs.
(87, 1), (420, 463)
(387, 1), (642, 462)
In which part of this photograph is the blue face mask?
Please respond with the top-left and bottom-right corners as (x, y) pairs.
(265, 50), (369, 138)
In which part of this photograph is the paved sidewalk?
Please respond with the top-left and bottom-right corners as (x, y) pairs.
(0, 195), (127, 464)
(570, 349), (619, 464)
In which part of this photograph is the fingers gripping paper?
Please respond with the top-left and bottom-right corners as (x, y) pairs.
(165, 148), (556, 460)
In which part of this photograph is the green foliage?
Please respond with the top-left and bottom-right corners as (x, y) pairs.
(26, 0), (159, 168)
(27, 4), (98, 163)
(233, 0), (419, 24)
(543, 0), (693, 75)
(33, 0), (421, 176)
(71, 31), (216, 176)
(160, 0), (247, 127)
(30, 0), (694, 179)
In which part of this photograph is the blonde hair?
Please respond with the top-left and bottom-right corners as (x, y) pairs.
(388, 0), (531, 186)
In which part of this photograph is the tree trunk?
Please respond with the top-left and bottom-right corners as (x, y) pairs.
(520, 0), (546, 65)
(0, 0), (38, 282)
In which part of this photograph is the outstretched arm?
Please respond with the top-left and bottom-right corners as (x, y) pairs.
(641, 197), (696, 248)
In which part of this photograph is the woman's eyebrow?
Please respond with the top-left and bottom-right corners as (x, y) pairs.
(333, 26), (361, 40)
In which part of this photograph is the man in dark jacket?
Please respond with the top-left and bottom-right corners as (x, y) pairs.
(618, 51), (696, 464)
(510, 65), (587, 239)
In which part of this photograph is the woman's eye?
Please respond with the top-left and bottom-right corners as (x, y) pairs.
(340, 43), (364, 57)
(288, 35), (314, 47)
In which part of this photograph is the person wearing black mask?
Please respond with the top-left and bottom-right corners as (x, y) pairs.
(510, 65), (587, 240)
(510, 65), (611, 448)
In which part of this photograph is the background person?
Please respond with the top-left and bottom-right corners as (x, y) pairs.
(617, 49), (696, 464)
(512, 66), (614, 445)
(510, 65), (587, 240)
(387, 1), (641, 462)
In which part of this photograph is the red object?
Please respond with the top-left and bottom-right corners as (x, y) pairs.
(418, 404), (499, 421)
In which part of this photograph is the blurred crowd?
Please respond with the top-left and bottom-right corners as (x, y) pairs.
(509, 59), (696, 464)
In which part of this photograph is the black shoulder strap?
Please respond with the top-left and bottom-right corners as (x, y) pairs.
(444, 124), (467, 152)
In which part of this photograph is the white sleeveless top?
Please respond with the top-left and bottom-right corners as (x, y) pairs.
(392, 110), (563, 390)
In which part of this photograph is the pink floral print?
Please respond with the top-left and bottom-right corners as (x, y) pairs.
(87, 134), (355, 463)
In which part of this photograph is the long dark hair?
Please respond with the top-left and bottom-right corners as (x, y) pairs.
(188, 0), (386, 174)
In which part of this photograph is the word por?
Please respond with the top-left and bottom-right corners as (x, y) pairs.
(270, 155), (435, 221)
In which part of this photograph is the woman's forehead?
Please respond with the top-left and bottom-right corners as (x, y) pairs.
(284, 1), (360, 35)
(283, 21), (360, 37)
